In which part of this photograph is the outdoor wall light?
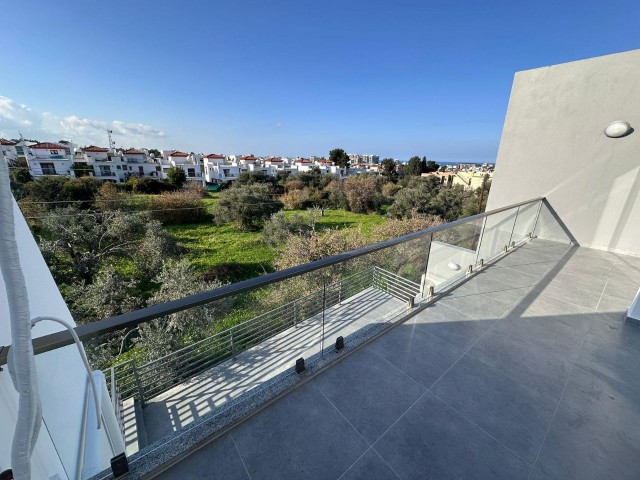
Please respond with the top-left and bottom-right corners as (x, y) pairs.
(447, 262), (461, 271)
(604, 121), (632, 138)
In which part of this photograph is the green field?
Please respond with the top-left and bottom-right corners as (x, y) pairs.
(165, 192), (386, 282)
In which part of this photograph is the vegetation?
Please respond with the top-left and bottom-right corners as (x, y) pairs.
(12, 166), (491, 370)
(329, 148), (350, 168)
(166, 165), (187, 188)
(214, 183), (283, 230)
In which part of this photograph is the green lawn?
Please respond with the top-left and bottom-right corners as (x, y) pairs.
(166, 222), (276, 281)
(165, 206), (386, 282)
(284, 209), (386, 236)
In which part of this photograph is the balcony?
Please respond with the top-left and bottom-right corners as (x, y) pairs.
(152, 238), (639, 480)
(4, 198), (639, 479)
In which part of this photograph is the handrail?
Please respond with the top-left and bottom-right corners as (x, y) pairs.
(0, 197), (543, 365)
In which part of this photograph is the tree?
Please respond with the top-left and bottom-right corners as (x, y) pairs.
(214, 183), (283, 229)
(406, 156), (422, 176)
(386, 176), (441, 219)
(37, 208), (177, 283)
(329, 148), (350, 169)
(381, 158), (397, 180)
(343, 175), (383, 213)
(424, 160), (440, 173)
(148, 148), (161, 158)
(139, 260), (230, 361)
(11, 167), (32, 184)
(166, 166), (186, 188)
(261, 211), (315, 247)
(71, 162), (91, 178)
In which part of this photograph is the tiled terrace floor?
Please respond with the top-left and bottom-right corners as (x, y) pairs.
(155, 239), (640, 479)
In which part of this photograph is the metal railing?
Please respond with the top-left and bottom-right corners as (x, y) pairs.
(0, 197), (544, 371)
(106, 367), (127, 439)
(107, 267), (383, 404)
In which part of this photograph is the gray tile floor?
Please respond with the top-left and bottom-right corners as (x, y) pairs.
(155, 239), (640, 479)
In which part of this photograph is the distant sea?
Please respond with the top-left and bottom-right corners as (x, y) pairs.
(439, 161), (494, 166)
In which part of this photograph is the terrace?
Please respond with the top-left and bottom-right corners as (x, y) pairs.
(6, 191), (636, 480)
(149, 237), (640, 479)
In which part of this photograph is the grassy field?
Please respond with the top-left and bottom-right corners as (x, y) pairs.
(164, 193), (387, 282)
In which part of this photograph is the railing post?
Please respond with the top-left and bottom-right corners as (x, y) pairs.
(507, 206), (520, 248)
(293, 301), (298, 328)
(230, 329), (236, 358)
(321, 278), (326, 356)
(420, 233), (434, 295)
(531, 199), (544, 240)
(474, 216), (488, 266)
(131, 361), (145, 407)
(110, 366), (117, 412)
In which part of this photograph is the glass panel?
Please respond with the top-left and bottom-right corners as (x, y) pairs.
(425, 218), (483, 293)
(320, 234), (431, 354)
(533, 201), (573, 244)
(476, 207), (519, 263)
(86, 270), (332, 454)
(511, 201), (541, 245)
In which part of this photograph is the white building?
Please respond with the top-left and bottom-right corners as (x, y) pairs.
(27, 142), (75, 177)
(203, 154), (240, 183)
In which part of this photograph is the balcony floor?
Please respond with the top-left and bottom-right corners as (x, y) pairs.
(155, 239), (640, 480)
(142, 287), (406, 445)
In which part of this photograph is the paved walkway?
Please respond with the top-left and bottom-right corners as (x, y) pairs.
(142, 287), (406, 444)
(157, 239), (640, 479)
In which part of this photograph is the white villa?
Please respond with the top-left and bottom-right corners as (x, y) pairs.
(2, 139), (390, 185)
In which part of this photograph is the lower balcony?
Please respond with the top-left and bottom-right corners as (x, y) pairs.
(151, 238), (640, 480)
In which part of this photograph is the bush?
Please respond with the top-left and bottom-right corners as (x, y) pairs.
(94, 182), (137, 211)
(148, 190), (207, 224)
(281, 189), (309, 210)
(167, 166), (187, 188)
(133, 177), (175, 194)
(262, 211), (313, 247)
(197, 263), (243, 283)
(325, 180), (348, 209)
(344, 175), (383, 213)
(215, 183), (283, 230)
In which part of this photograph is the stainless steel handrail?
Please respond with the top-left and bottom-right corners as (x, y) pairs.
(0, 197), (544, 365)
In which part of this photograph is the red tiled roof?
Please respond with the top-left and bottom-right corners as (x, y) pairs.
(84, 145), (109, 153)
(241, 155), (257, 161)
(169, 151), (189, 157)
(267, 158), (283, 163)
(30, 142), (66, 150)
(204, 153), (225, 159)
(295, 159), (312, 163)
(0, 138), (17, 146)
(124, 148), (145, 155)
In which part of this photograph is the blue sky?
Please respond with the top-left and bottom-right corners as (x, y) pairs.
(1, 0), (639, 162)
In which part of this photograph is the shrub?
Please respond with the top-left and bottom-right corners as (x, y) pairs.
(133, 177), (175, 194)
(344, 175), (382, 213)
(262, 211), (313, 247)
(281, 189), (309, 210)
(215, 183), (283, 230)
(166, 166), (187, 188)
(94, 182), (137, 211)
(148, 189), (207, 224)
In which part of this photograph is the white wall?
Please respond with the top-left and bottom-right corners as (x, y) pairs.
(0, 200), (118, 478)
(487, 49), (640, 256)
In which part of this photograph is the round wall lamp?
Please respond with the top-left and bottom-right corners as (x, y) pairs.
(604, 121), (632, 138)
(447, 262), (461, 271)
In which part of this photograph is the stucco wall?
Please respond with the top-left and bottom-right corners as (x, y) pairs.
(487, 49), (640, 256)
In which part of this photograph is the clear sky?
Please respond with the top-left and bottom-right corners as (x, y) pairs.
(1, 0), (639, 162)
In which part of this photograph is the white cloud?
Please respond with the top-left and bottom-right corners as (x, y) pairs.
(0, 96), (168, 147)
